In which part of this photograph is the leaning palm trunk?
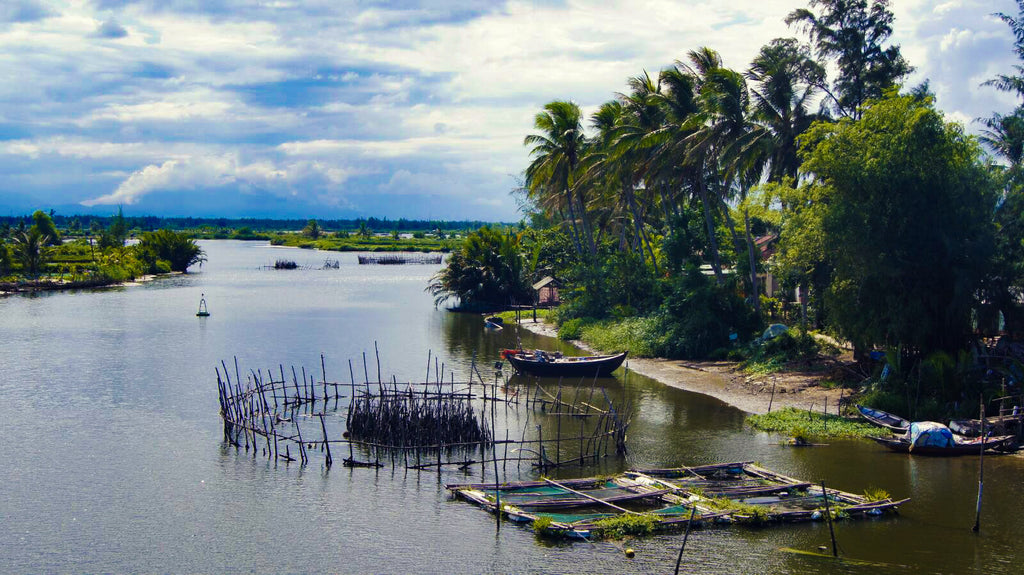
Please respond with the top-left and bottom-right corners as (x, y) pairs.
(744, 206), (760, 315)
(625, 183), (660, 275)
(562, 188), (584, 257)
(719, 195), (748, 291)
(696, 176), (724, 282)
(574, 188), (597, 257)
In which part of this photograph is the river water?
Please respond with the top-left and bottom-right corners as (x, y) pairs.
(0, 240), (1020, 574)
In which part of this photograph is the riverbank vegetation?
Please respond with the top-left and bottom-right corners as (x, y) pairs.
(0, 209), (205, 291)
(430, 0), (1024, 422)
(746, 407), (879, 440)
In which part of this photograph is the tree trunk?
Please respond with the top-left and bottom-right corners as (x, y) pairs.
(626, 181), (660, 276)
(562, 185), (584, 257)
(575, 187), (597, 257)
(696, 175), (724, 283)
(744, 206), (760, 316)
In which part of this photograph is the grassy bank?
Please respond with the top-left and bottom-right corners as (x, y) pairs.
(746, 407), (879, 439)
(269, 233), (457, 252)
(492, 309), (554, 323)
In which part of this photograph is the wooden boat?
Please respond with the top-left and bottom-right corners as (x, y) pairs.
(484, 316), (503, 330)
(870, 434), (1015, 455)
(949, 414), (1022, 437)
(502, 349), (627, 377)
(856, 404), (910, 434)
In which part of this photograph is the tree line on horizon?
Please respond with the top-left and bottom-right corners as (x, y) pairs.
(0, 214), (508, 235)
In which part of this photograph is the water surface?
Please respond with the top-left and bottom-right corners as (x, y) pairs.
(1, 240), (1020, 573)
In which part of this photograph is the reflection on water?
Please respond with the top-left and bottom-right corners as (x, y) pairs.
(0, 240), (1021, 574)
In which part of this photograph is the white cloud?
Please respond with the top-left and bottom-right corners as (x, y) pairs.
(0, 0), (1019, 219)
(81, 154), (355, 206)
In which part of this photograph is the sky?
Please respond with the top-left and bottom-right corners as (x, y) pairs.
(0, 0), (1018, 221)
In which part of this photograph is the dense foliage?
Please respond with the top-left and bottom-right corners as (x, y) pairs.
(789, 95), (997, 356)
(137, 230), (207, 273)
(427, 227), (534, 309)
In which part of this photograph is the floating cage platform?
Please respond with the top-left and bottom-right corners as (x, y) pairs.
(446, 461), (908, 539)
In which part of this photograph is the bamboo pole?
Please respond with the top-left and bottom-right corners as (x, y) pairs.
(821, 481), (838, 557)
(973, 394), (985, 533)
(673, 506), (698, 575)
(541, 478), (637, 514)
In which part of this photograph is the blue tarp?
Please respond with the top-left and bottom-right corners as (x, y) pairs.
(909, 422), (955, 449)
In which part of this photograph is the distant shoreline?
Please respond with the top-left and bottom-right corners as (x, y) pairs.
(0, 272), (174, 297)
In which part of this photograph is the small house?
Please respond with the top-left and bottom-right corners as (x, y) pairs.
(532, 276), (560, 307)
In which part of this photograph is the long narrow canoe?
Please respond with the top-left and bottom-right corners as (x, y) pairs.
(504, 350), (627, 377)
(870, 434), (1015, 456)
(856, 404), (911, 434)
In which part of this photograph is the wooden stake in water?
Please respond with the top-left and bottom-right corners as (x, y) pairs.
(973, 394), (985, 533)
(821, 480), (838, 557)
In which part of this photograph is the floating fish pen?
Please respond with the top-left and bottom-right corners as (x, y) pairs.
(260, 259), (341, 271)
(446, 461), (908, 540)
(215, 349), (631, 474)
(357, 253), (442, 265)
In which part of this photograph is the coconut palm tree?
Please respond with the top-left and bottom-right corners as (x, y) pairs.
(645, 50), (727, 282)
(11, 229), (49, 277)
(693, 62), (767, 310)
(745, 38), (825, 183)
(581, 72), (664, 271)
(524, 100), (595, 257)
(427, 227), (532, 308)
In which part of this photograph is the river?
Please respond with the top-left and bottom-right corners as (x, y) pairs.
(0, 240), (1020, 573)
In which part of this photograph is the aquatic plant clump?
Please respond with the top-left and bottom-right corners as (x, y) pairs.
(591, 513), (660, 538)
(746, 407), (879, 439)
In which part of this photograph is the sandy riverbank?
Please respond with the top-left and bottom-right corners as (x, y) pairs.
(515, 319), (842, 415)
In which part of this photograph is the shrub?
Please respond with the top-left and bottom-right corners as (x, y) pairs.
(657, 266), (759, 359)
(558, 317), (590, 340)
(137, 229), (206, 272)
(579, 316), (664, 357)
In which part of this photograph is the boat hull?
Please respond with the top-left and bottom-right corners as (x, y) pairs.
(856, 404), (910, 434)
(506, 351), (627, 377)
(870, 435), (1014, 456)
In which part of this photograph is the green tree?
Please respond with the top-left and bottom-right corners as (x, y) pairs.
(137, 229), (207, 273)
(798, 94), (997, 355)
(983, 0), (1024, 102)
(787, 0), (912, 119)
(302, 219), (321, 239)
(30, 210), (61, 246)
(427, 226), (533, 308)
(746, 38), (826, 183)
(0, 242), (11, 276)
(524, 100), (596, 257)
(11, 229), (49, 277)
(99, 207), (128, 249)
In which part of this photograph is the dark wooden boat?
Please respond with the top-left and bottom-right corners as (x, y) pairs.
(870, 434), (1015, 456)
(949, 414), (1022, 437)
(856, 404), (910, 434)
(502, 349), (627, 377)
